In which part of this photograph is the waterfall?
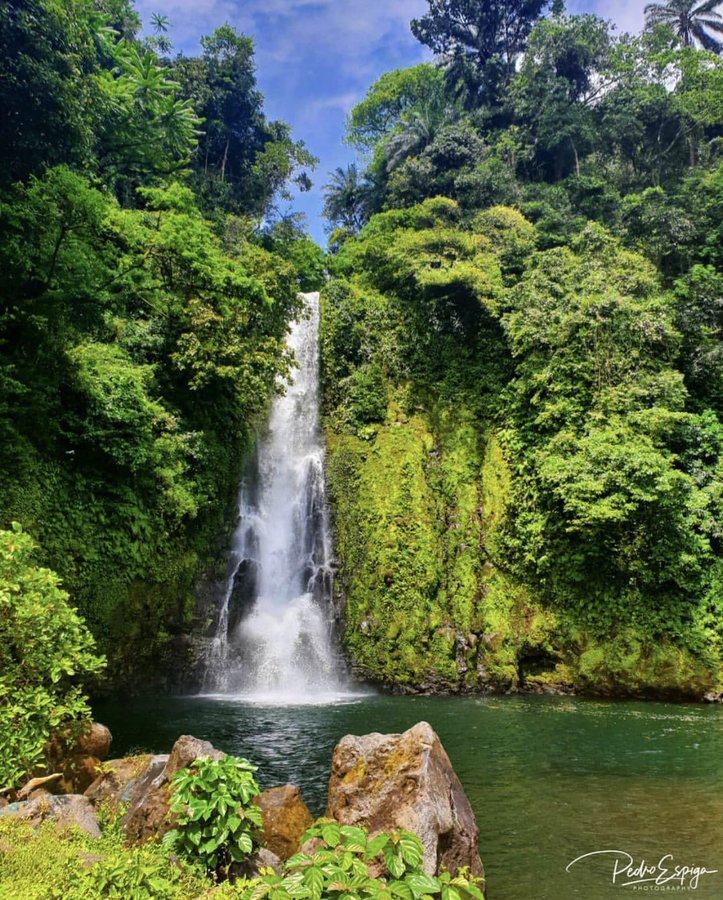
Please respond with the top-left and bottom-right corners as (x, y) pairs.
(201, 292), (351, 703)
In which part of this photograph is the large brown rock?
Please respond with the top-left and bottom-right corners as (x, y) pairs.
(85, 755), (169, 811)
(122, 735), (225, 844)
(45, 722), (112, 794)
(59, 755), (103, 794)
(0, 794), (101, 837)
(77, 723), (112, 760)
(164, 735), (225, 778)
(326, 721), (483, 878)
(256, 784), (313, 860)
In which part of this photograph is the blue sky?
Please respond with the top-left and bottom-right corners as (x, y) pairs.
(135, 1), (647, 242)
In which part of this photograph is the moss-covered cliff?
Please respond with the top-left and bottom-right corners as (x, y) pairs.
(321, 199), (722, 699)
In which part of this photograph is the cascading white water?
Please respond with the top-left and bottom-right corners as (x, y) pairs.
(202, 292), (350, 703)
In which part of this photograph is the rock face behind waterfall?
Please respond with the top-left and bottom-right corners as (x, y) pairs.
(327, 721), (484, 878)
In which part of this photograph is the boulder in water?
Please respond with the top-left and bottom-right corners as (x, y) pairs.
(256, 784), (313, 860)
(326, 721), (483, 878)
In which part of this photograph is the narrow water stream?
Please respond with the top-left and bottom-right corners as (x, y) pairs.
(202, 292), (351, 701)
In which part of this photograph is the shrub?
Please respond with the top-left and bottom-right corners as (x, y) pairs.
(0, 816), (210, 900)
(235, 819), (486, 899)
(0, 524), (105, 788)
(163, 755), (264, 875)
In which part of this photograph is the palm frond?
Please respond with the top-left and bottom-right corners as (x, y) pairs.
(693, 0), (723, 15)
(699, 17), (723, 31)
(693, 21), (723, 48)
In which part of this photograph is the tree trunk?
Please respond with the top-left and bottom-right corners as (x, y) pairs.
(220, 138), (230, 181)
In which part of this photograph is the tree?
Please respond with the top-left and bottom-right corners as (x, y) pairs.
(323, 164), (372, 235)
(511, 15), (617, 179)
(411, 0), (551, 103)
(175, 26), (316, 217)
(96, 39), (203, 195)
(383, 90), (457, 172)
(260, 215), (326, 290)
(346, 64), (448, 151)
(0, 0), (100, 185)
(0, 524), (105, 788)
(645, 0), (723, 52)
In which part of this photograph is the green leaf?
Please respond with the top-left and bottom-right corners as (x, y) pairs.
(387, 855), (406, 879)
(321, 822), (341, 848)
(237, 831), (254, 854)
(304, 865), (325, 900)
(398, 835), (423, 869)
(441, 887), (463, 900)
(366, 833), (391, 858)
(406, 873), (441, 898)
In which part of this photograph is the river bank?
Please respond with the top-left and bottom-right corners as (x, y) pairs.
(93, 691), (723, 899)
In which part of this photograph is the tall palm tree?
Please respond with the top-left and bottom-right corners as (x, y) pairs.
(645, 0), (723, 52)
(322, 164), (370, 234)
(384, 90), (456, 172)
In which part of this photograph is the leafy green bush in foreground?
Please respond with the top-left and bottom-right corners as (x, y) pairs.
(231, 820), (485, 900)
(164, 755), (264, 873)
(0, 816), (208, 900)
(0, 524), (105, 789)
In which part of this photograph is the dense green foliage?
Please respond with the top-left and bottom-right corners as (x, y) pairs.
(0, 0), (322, 686)
(164, 756), (263, 874)
(322, 1), (723, 697)
(232, 821), (485, 900)
(0, 767), (484, 899)
(0, 813), (211, 899)
(0, 525), (105, 788)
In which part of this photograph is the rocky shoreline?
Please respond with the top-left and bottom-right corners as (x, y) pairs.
(0, 721), (485, 889)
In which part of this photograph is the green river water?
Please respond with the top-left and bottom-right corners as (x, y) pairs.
(94, 692), (723, 900)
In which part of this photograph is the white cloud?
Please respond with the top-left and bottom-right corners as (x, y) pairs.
(308, 91), (363, 115)
(132, 1), (649, 239)
(572, 0), (646, 34)
(135, 0), (429, 65)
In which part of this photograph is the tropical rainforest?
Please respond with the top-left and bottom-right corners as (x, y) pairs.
(320, 0), (723, 697)
(0, 0), (324, 777)
(1, 0), (723, 803)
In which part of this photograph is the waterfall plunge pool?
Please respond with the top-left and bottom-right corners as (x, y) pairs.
(93, 691), (723, 900)
(100, 299), (723, 897)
